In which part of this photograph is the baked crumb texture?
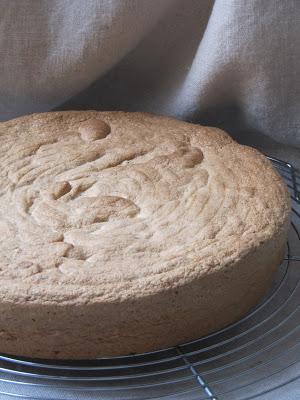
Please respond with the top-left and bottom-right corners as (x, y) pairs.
(0, 111), (290, 359)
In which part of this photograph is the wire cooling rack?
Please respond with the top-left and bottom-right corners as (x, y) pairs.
(0, 157), (299, 400)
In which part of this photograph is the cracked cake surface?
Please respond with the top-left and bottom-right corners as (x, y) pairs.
(0, 111), (290, 358)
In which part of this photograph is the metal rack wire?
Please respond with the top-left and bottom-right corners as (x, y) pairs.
(0, 157), (299, 400)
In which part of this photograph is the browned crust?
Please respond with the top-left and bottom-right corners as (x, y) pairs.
(0, 111), (290, 358)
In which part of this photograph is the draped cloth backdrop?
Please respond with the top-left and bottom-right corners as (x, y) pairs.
(0, 0), (299, 164)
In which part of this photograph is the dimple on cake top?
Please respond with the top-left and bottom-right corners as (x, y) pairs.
(0, 111), (289, 303)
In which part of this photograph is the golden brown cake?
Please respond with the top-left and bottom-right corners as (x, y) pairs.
(0, 111), (290, 359)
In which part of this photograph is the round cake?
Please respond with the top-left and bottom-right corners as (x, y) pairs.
(0, 111), (290, 359)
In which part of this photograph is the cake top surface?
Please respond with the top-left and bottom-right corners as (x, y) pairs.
(0, 111), (290, 303)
